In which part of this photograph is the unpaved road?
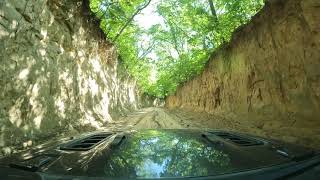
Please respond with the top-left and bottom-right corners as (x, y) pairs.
(106, 107), (320, 149)
(107, 108), (185, 130)
(106, 107), (260, 133)
(2, 107), (318, 157)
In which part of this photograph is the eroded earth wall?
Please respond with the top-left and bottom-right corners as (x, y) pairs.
(0, 0), (143, 154)
(166, 0), (320, 147)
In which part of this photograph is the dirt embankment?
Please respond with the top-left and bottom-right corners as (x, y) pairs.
(166, 0), (320, 148)
(0, 0), (148, 155)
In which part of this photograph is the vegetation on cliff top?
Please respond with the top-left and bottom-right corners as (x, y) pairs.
(89, 0), (264, 97)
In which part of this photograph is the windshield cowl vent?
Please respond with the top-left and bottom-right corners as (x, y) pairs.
(210, 132), (264, 146)
(60, 133), (112, 151)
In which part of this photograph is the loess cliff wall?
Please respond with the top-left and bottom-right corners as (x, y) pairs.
(166, 0), (320, 147)
(0, 0), (144, 154)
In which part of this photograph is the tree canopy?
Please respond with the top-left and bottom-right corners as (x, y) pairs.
(89, 0), (264, 98)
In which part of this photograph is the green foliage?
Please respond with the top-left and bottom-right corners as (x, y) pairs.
(89, 0), (264, 98)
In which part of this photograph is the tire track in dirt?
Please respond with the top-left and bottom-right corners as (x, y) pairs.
(106, 107), (248, 131)
(106, 108), (184, 130)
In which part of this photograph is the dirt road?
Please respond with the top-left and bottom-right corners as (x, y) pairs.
(106, 107), (320, 149)
(107, 108), (184, 130)
(2, 107), (318, 157)
(106, 107), (261, 133)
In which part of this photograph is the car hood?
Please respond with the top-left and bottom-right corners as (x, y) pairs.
(0, 129), (316, 179)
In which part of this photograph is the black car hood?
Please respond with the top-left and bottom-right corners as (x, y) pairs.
(0, 129), (317, 179)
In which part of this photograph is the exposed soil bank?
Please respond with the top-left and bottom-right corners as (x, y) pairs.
(166, 0), (320, 148)
(0, 0), (146, 155)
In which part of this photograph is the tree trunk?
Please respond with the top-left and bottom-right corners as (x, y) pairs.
(208, 0), (225, 43)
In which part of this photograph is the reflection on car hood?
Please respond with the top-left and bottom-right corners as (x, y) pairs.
(0, 129), (315, 178)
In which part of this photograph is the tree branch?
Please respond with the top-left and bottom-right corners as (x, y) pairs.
(208, 0), (218, 23)
(112, 0), (152, 42)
